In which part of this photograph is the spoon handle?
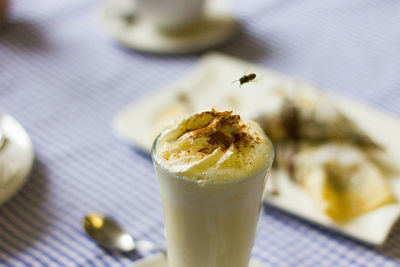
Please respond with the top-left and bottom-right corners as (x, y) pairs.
(136, 240), (167, 256)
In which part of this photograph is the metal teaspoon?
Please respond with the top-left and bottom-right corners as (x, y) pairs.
(83, 212), (166, 255)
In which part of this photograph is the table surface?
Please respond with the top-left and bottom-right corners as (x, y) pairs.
(1, 0), (400, 266)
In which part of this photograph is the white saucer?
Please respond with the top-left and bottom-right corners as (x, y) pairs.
(0, 114), (34, 205)
(99, 0), (238, 54)
(130, 253), (268, 267)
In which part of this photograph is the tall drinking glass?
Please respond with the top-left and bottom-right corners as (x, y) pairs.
(151, 115), (274, 267)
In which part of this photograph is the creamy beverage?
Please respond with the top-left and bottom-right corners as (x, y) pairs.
(151, 110), (274, 267)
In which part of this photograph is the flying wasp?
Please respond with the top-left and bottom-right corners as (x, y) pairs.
(232, 73), (256, 87)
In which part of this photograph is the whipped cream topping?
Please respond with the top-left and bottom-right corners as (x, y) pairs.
(153, 110), (273, 183)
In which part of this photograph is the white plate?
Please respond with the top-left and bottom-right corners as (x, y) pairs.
(113, 52), (400, 245)
(0, 114), (34, 205)
(130, 253), (268, 267)
(99, 0), (238, 54)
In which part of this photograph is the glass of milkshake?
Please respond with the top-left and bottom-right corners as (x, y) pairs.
(151, 110), (274, 267)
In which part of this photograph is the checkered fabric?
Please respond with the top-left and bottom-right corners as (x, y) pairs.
(1, 0), (400, 266)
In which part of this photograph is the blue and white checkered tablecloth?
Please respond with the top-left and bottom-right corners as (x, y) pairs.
(1, 0), (400, 266)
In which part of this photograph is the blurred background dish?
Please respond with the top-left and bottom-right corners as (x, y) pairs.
(0, 114), (34, 205)
(99, 0), (238, 54)
(135, 0), (205, 33)
(113, 53), (400, 245)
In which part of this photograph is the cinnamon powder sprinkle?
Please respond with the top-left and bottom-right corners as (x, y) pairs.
(178, 109), (258, 153)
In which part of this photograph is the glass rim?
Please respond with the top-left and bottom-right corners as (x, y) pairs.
(151, 131), (275, 185)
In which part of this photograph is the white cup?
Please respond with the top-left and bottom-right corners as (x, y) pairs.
(135, 0), (205, 32)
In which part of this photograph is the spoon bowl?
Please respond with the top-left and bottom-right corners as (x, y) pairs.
(83, 212), (166, 255)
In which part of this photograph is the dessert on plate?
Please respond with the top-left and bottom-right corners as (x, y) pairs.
(254, 84), (396, 221)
